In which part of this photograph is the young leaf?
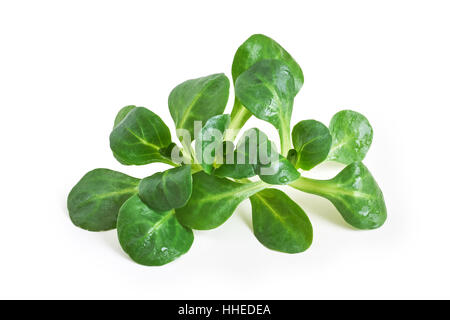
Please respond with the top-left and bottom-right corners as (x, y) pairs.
(176, 172), (267, 230)
(168, 73), (230, 141)
(110, 107), (174, 165)
(117, 195), (194, 266)
(250, 189), (313, 253)
(67, 169), (139, 231)
(290, 162), (387, 229)
(227, 34), (304, 139)
(139, 165), (192, 212)
(255, 153), (300, 185)
(235, 59), (296, 155)
(291, 120), (332, 170)
(195, 114), (230, 174)
(232, 34), (304, 94)
(328, 110), (373, 165)
(215, 128), (299, 184)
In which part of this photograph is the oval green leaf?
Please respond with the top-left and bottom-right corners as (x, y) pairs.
(67, 169), (139, 231)
(290, 162), (387, 229)
(110, 107), (173, 165)
(291, 120), (332, 170)
(235, 59), (296, 155)
(232, 34), (304, 94)
(168, 73), (230, 141)
(195, 114), (230, 174)
(139, 165), (192, 212)
(328, 110), (373, 165)
(176, 172), (267, 230)
(117, 195), (194, 266)
(250, 189), (313, 253)
(228, 34), (304, 138)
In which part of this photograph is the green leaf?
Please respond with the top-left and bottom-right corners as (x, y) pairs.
(250, 189), (313, 253)
(117, 195), (193, 266)
(139, 165), (192, 212)
(290, 162), (387, 230)
(159, 142), (181, 160)
(291, 120), (332, 170)
(232, 34), (304, 94)
(113, 105), (137, 127)
(176, 172), (267, 230)
(112, 105), (138, 165)
(168, 73), (230, 141)
(67, 169), (139, 231)
(255, 153), (300, 185)
(235, 59), (296, 155)
(227, 34), (304, 139)
(110, 107), (174, 165)
(195, 114), (230, 174)
(215, 128), (299, 184)
(328, 110), (373, 165)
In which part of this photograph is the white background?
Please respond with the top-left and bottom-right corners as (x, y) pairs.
(1, 0), (449, 299)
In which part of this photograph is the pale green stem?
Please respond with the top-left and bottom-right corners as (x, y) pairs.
(279, 126), (291, 156)
(236, 179), (268, 195)
(289, 176), (329, 197)
(224, 100), (252, 142)
(180, 140), (194, 160)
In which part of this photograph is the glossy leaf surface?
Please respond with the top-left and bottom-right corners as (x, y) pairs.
(232, 34), (304, 93)
(195, 114), (230, 174)
(110, 107), (173, 165)
(290, 162), (387, 229)
(139, 165), (192, 212)
(112, 105), (138, 165)
(117, 195), (193, 266)
(328, 110), (373, 165)
(67, 169), (139, 231)
(176, 172), (266, 230)
(255, 153), (300, 185)
(250, 189), (313, 253)
(228, 34), (304, 138)
(168, 73), (230, 141)
(291, 120), (332, 170)
(235, 59), (296, 155)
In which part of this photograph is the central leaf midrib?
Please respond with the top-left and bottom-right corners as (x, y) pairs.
(252, 192), (300, 240)
(145, 210), (175, 238)
(75, 186), (139, 208)
(177, 78), (218, 130)
(126, 128), (161, 150)
(198, 181), (266, 204)
(253, 73), (283, 111)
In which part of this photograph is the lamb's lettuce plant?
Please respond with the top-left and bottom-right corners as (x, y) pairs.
(68, 34), (387, 266)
